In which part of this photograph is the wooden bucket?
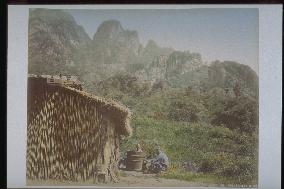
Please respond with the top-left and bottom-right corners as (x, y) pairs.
(126, 151), (145, 171)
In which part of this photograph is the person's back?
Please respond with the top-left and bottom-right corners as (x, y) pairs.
(150, 149), (169, 173)
(153, 150), (169, 167)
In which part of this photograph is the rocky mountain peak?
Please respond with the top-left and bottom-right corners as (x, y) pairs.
(30, 9), (76, 24)
(28, 9), (258, 97)
(145, 39), (159, 49)
(93, 20), (124, 41)
(92, 19), (141, 64)
(28, 9), (91, 74)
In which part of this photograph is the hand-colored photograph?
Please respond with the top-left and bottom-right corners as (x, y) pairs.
(26, 8), (259, 187)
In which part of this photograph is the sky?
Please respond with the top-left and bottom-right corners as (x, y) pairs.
(66, 8), (259, 74)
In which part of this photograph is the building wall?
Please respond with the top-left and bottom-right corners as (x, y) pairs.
(27, 78), (120, 182)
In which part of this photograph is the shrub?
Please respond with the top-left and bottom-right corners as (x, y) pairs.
(211, 96), (258, 133)
(199, 152), (257, 184)
(168, 100), (200, 123)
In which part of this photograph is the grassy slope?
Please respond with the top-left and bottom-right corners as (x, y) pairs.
(96, 86), (258, 186)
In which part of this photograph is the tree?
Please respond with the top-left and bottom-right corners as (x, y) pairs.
(211, 97), (258, 134)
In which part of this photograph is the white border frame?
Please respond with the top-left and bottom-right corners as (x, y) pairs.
(7, 5), (282, 189)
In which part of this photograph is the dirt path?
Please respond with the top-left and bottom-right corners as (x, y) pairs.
(96, 171), (216, 187)
(28, 171), (217, 187)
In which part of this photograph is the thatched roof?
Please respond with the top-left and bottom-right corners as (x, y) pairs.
(63, 86), (132, 136)
(28, 76), (132, 137)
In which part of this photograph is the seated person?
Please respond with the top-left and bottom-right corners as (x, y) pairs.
(136, 143), (143, 152)
(143, 147), (169, 174)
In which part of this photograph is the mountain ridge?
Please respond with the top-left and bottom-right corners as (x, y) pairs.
(28, 9), (258, 96)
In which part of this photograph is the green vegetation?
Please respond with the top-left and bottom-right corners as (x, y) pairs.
(28, 9), (259, 186)
(96, 77), (258, 186)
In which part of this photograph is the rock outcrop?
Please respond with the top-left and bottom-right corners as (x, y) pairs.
(28, 9), (258, 97)
(28, 9), (91, 74)
(92, 20), (140, 65)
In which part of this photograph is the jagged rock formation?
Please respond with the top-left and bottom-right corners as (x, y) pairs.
(28, 9), (258, 97)
(92, 20), (140, 65)
(166, 51), (203, 76)
(145, 55), (168, 81)
(144, 51), (203, 82)
(28, 9), (91, 74)
(207, 61), (259, 95)
(170, 60), (259, 96)
(140, 40), (174, 65)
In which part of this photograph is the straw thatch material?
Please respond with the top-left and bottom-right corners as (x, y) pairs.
(27, 76), (132, 182)
(63, 85), (132, 137)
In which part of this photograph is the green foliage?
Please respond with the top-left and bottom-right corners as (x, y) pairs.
(199, 153), (257, 184)
(117, 86), (258, 185)
(208, 61), (258, 95)
(161, 168), (217, 183)
(95, 74), (151, 98)
(91, 75), (259, 185)
(211, 96), (258, 133)
(168, 100), (200, 123)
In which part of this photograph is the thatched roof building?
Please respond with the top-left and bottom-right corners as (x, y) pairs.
(27, 76), (132, 183)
